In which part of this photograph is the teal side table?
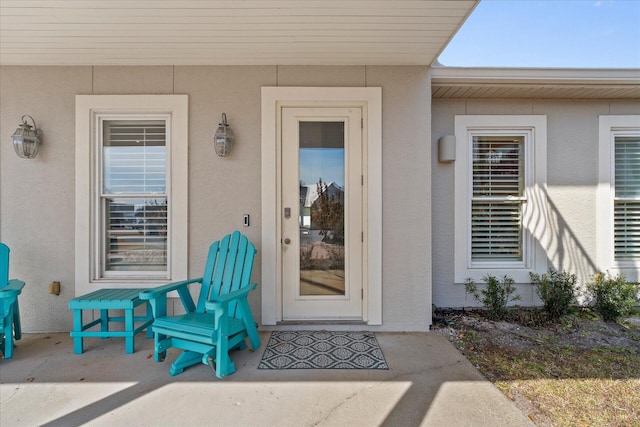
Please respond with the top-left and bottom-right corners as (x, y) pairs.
(69, 288), (153, 354)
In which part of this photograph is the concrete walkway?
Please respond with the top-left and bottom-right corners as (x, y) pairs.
(1, 332), (532, 427)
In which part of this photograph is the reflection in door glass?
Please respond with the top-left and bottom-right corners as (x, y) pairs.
(299, 122), (345, 296)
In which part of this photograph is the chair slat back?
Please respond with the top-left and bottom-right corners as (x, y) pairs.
(196, 231), (256, 317)
(232, 238), (257, 317)
(220, 232), (241, 296)
(0, 243), (9, 289)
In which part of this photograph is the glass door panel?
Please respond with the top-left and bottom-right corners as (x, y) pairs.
(298, 121), (345, 296)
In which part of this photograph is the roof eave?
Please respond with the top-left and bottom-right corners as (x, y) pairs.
(431, 66), (640, 86)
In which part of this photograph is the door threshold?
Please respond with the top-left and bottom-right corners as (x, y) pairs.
(278, 320), (366, 326)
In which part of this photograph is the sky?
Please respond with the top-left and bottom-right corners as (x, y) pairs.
(438, 0), (640, 68)
(300, 148), (345, 188)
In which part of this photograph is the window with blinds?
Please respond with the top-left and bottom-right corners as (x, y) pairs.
(101, 120), (168, 274)
(471, 136), (525, 262)
(614, 135), (640, 261)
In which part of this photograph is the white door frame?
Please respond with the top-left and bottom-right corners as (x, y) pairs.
(261, 87), (382, 326)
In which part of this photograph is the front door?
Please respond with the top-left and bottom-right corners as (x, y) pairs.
(281, 107), (363, 320)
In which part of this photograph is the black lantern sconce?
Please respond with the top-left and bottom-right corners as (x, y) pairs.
(11, 115), (43, 159)
(214, 113), (233, 157)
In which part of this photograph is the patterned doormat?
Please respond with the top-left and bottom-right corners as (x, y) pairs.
(258, 331), (389, 370)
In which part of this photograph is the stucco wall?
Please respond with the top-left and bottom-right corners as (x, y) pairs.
(0, 65), (432, 333)
(432, 97), (640, 308)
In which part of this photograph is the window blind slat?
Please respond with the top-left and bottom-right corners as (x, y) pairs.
(615, 136), (640, 198)
(105, 197), (167, 271)
(472, 137), (523, 198)
(471, 201), (523, 261)
(614, 200), (640, 261)
(103, 121), (167, 195)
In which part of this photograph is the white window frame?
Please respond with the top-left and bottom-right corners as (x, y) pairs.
(597, 115), (640, 282)
(454, 115), (548, 283)
(75, 95), (188, 296)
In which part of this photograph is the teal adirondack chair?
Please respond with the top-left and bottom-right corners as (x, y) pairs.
(0, 243), (25, 359)
(140, 231), (260, 378)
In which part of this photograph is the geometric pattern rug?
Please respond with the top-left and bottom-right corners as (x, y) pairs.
(257, 331), (389, 370)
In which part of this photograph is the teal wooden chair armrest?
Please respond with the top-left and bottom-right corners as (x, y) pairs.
(140, 278), (202, 300)
(204, 283), (259, 341)
(0, 279), (25, 300)
(205, 283), (256, 309)
(140, 278), (202, 318)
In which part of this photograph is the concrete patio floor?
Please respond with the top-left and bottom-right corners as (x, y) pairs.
(1, 331), (532, 427)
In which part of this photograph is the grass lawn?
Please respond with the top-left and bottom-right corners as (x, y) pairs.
(434, 309), (640, 426)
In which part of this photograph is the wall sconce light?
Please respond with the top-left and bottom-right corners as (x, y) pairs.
(438, 135), (456, 163)
(11, 115), (43, 159)
(214, 113), (233, 157)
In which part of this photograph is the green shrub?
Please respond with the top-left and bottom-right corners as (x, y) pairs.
(586, 272), (639, 321)
(530, 268), (577, 321)
(465, 275), (520, 320)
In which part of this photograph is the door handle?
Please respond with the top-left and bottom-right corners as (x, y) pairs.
(283, 238), (291, 245)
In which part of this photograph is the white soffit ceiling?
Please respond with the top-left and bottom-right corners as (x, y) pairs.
(0, 0), (478, 66)
(432, 67), (640, 99)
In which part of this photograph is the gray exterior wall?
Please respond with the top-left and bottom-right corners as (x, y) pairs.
(0, 65), (432, 333)
(432, 97), (640, 308)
